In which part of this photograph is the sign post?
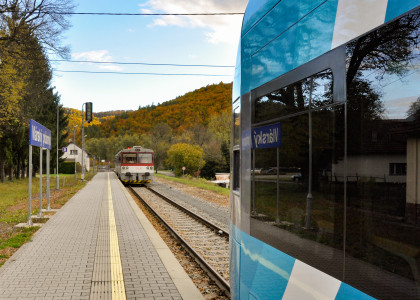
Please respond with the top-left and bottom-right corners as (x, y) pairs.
(28, 119), (52, 224)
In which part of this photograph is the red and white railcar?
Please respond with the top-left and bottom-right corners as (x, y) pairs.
(114, 146), (154, 185)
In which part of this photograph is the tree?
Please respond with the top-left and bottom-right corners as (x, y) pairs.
(0, 0), (75, 56)
(407, 97), (420, 119)
(142, 123), (172, 172)
(0, 0), (73, 181)
(166, 143), (205, 177)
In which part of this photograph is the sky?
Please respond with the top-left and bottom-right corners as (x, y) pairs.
(50, 0), (249, 113)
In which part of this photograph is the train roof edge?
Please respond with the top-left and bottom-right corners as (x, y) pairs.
(115, 146), (154, 157)
(236, 0), (420, 98)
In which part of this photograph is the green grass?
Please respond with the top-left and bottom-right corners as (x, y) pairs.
(0, 173), (88, 224)
(0, 227), (38, 249)
(155, 173), (230, 196)
(0, 172), (95, 268)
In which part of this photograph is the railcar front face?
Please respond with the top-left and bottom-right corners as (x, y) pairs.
(120, 152), (154, 184)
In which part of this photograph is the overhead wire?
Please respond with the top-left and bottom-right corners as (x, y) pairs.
(55, 70), (233, 76)
(51, 59), (235, 68)
(41, 10), (242, 76)
(57, 12), (244, 16)
(3, 10), (244, 16)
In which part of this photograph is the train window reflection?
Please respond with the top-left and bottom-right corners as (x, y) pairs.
(255, 69), (333, 123)
(122, 153), (137, 164)
(251, 107), (345, 280)
(139, 153), (153, 164)
(343, 8), (420, 297)
(233, 106), (240, 146)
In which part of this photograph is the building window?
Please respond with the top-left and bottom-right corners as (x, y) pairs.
(70, 150), (78, 155)
(389, 163), (406, 176)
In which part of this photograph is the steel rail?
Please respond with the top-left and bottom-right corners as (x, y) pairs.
(147, 186), (229, 238)
(128, 186), (231, 297)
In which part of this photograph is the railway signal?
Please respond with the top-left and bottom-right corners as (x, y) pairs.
(85, 102), (93, 123)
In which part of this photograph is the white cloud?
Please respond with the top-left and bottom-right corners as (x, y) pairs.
(72, 50), (123, 71)
(139, 0), (247, 44)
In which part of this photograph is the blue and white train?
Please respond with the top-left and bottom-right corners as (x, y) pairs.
(230, 1), (420, 299)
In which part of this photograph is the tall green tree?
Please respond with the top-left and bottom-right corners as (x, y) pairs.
(166, 143), (205, 177)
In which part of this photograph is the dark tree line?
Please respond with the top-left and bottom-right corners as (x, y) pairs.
(0, 0), (74, 182)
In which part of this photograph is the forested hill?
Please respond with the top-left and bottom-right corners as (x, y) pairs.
(99, 82), (232, 136)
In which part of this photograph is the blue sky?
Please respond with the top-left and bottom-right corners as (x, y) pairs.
(51, 0), (248, 112)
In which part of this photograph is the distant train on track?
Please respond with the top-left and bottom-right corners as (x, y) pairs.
(114, 146), (154, 185)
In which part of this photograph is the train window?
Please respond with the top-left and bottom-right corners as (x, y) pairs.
(122, 153), (137, 164)
(233, 150), (240, 190)
(233, 106), (240, 146)
(343, 7), (420, 298)
(250, 52), (346, 280)
(254, 69), (333, 123)
(251, 105), (346, 280)
(139, 153), (153, 164)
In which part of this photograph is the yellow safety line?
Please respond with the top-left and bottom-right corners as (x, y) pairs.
(108, 174), (127, 300)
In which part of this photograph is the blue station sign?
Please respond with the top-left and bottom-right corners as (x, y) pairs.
(252, 123), (282, 149)
(29, 119), (52, 150)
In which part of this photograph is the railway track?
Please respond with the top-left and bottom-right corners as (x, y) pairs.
(128, 185), (231, 297)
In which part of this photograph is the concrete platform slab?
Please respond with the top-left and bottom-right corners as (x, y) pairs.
(1, 172), (203, 299)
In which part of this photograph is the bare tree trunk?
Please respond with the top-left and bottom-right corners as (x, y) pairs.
(8, 166), (13, 181)
(16, 156), (21, 179)
(0, 161), (5, 183)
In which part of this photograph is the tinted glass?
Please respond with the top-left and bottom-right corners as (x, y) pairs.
(251, 107), (345, 279)
(233, 150), (240, 190)
(139, 153), (153, 164)
(255, 69), (333, 123)
(233, 106), (240, 146)
(122, 153), (137, 164)
(344, 8), (420, 298)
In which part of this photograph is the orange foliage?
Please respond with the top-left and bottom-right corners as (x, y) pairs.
(100, 82), (233, 137)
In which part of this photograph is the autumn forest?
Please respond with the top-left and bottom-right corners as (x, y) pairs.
(67, 82), (233, 178)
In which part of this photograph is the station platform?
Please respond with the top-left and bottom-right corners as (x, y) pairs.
(0, 172), (202, 300)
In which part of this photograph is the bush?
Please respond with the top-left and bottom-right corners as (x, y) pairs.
(166, 143), (205, 177)
(200, 159), (229, 180)
(59, 162), (81, 174)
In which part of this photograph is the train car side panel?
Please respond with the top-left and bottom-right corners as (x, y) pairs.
(232, 1), (420, 299)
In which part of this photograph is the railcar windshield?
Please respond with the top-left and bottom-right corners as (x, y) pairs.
(122, 153), (137, 164)
(138, 153), (153, 164)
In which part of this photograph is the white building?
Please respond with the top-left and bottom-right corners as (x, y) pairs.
(61, 143), (90, 171)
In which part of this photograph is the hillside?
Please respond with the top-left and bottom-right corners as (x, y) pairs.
(99, 82), (232, 136)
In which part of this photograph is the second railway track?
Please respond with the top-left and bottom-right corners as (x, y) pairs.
(128, 185), (231, 297)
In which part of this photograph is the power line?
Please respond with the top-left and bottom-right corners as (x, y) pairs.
(56, 12), (244, 16)
(55, 70), (233, 76)
(4, 10), (244, 16)
(51, 59), (235, 68)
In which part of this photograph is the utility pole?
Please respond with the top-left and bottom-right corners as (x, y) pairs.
(73, 125), (78, 181)
(56, 105), (59, 190)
